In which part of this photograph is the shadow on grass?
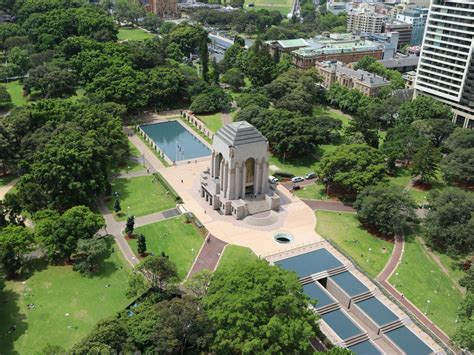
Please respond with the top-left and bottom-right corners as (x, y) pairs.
(0, 287), (27, 355)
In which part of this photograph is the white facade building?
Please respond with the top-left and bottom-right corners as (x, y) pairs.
(415, 0), (474, 128)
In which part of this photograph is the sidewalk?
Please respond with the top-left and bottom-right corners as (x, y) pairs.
(187, 234), (227, 278)
(302, 199), (355, 213)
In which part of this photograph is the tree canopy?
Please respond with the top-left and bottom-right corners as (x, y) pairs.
(203, 259), (317, 354)
(354, 184), (418, 236)
(424, 188), (474, 256)
(318, 144), (387, 194)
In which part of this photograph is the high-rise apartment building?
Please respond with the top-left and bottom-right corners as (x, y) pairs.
(347, 10), (386, 33)
(415, 0), (474, 128)
(383, 21), (413, 48)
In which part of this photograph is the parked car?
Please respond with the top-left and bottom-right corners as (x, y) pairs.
(305, 172), (317, 179)
(291, 176), (304, 183)
(268, 175), (279, 184)
(292, 185), (301, 191)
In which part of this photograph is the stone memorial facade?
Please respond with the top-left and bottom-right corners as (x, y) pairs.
(200, 121), (280, 220)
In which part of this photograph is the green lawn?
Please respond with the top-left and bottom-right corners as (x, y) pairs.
(295, 181), (329, 200)
(316, 211), (394, 277)
(313, 106), (351, 129)
(0, 249), (131, 354)
(130, 216), (203, 280)
(388, 169), (449, 204)
(388, 237), (463, 336)
(117, 27), (154, 41)
(269, 144), (339, 177)
(5, 81), (26, 107)
(114, 141), (145, 174)
(197, 113), (222, 133)
(106, 176), (176, 221)
(217, 245), (257, 270)
(246, 0), (292, 14)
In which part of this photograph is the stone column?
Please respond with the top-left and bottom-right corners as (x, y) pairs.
(261, 159), (269, 193)
(211, 151), (216, 177)
(242, 165), (247, 197)
(254, 159), (261, 196)
(224, 162), (229, 198)
(234, 163), (241, 199)
(219, 160), (224, 191)
(228, 164), (236, 200)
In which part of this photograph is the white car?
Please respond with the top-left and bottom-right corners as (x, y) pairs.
(291, 176), (305, 183)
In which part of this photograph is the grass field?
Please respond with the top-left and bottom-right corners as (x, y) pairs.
(106, 176), (176, 221)
(295, 181), (329, 200)
(117, 28), (155, 41)
(269, 144), (339, 177)
(217, 245), (257, 270)
(313, 106), (351, 129)
(316, 211), (394, 277)
(5, 81), (26, 107)
(246, 0), (292, 15)
(114, 142), (145, 174)
(197, 113), (222, 133)
(0, 249), (131, 354)
(388, 169), (449, 204)
(388, 237), (463, 336)
(130, 216), (203, 280)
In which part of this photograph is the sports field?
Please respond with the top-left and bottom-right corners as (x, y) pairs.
(246, 0), (293, 15)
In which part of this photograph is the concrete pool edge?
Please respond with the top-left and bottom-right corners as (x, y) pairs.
(138, 118), (212, 166)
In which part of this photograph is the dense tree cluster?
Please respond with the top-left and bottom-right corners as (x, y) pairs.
(72, 259), (318, 353)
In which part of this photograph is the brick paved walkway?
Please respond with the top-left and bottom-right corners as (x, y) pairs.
(376, 235), (455, 352)
(187, 234), (227, 278)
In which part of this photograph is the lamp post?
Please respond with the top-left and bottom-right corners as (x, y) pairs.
(424, 299), (431, 315)
(367, 247), (372, 263)
(395, 272), (399, 288)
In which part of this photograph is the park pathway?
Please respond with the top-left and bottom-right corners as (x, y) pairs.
(221, 112), (232, 126)
(377, 235), (404, 283)
(97, 201), (139, 267)
(187, 234), (227, 278)
(0, 177), (18, 200)
(376, 236), (455, 351)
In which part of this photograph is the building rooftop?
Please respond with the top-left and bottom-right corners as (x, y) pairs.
(318, 60), (390, 87)
(293, 40), (382, 57)
(379, 55), (419, 68)
(215, 121), (266, 147)
(266, 38), (309, 49)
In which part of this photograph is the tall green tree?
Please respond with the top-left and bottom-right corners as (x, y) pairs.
(137, 255), (178, 291)
(399, 96), (453, 124)
(354, 184), (418, 236)
(72, 236), (109, 275)
(137, 234), (147, 256)
(35, 206), (105, 262)
(204, 259), (317, 354)
(424, 188), (474, 256)
(0, 225), (34, 278)
(151, 296), (212, 354)
(243, 38), (276, 87)
(411, 143), (441, 185)
(199, 34), (209, 82)
(318, 144), (386, 195)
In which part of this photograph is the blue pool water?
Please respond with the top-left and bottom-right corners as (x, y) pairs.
(385, 326), (433, 355)
(140, 121), (210, 162)
(329, 271), (369, 297)
(348, 340), (382, 355)
(275, 249), (343, 278)
(303, 282), (336, 309)
(355, 297), (398, 326)
(321, 309), (363, 340)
